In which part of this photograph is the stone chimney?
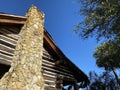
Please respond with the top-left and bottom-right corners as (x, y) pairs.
(0, 5), (45, 90)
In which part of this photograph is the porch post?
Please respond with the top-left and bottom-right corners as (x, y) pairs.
(73, 80), (79, 90)
(56, 75), (63, 90)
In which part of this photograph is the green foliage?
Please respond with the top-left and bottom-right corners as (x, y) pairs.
(93, 41), (120, 70)
(93, 41), (120, 85)
(77, 0), (120, 87)
(77, 0), (120, 40)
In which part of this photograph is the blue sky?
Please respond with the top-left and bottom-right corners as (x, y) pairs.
(0, 0), (103, 75)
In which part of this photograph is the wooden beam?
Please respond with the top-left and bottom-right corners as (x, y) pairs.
(0, 40), (16, 49)
(0, 50), (13, 57)
(0, 38), (16, 46)
(42, 65), (74, 78)
(0, 35), (17, 45)
(0, 14), (26, 24)
(44, 30), (64, 58)
(73, 80), (79, 90)
(0, 53), (13, 60)
(44, 86), (56, 90)
(57, 75), (76, 82)
(55, 59), (68, 66)
(0, 28), (20, 40)
(55, 60), (63, 65)
(0, 44), (15, 54)
(0, 57), (11, 66)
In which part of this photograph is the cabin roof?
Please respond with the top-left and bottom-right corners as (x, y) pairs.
(0, 13), (89, 84)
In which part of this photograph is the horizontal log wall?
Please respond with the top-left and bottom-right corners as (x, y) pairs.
(0, 25), (75, 89)
(42, 47), (75, 88)
(0, 26), (19, 65)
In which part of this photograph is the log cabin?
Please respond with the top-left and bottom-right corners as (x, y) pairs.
(0, 6), (89, 90)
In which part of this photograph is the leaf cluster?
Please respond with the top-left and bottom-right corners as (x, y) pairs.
(93, 41), (120, 70)
(78, 0), (120, 40)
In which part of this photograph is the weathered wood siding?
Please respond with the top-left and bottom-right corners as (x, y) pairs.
(42, 47), (75, 89)
(0, 25), (75, 89)
(0, 25), (19, 65)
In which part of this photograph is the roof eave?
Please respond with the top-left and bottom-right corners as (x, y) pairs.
(0, 13), (26, 24)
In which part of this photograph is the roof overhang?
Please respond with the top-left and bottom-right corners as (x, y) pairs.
(0, 13), (26, 24)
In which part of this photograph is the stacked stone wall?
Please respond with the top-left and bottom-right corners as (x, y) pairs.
(0, 5), (45, 90)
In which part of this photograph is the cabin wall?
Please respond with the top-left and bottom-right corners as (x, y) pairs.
(0, 25), (76, 89)
(0, 25), (20, 65)
(42, 47), (75, 89)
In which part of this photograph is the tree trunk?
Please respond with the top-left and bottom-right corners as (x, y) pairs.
(111, 67), (120, 86)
